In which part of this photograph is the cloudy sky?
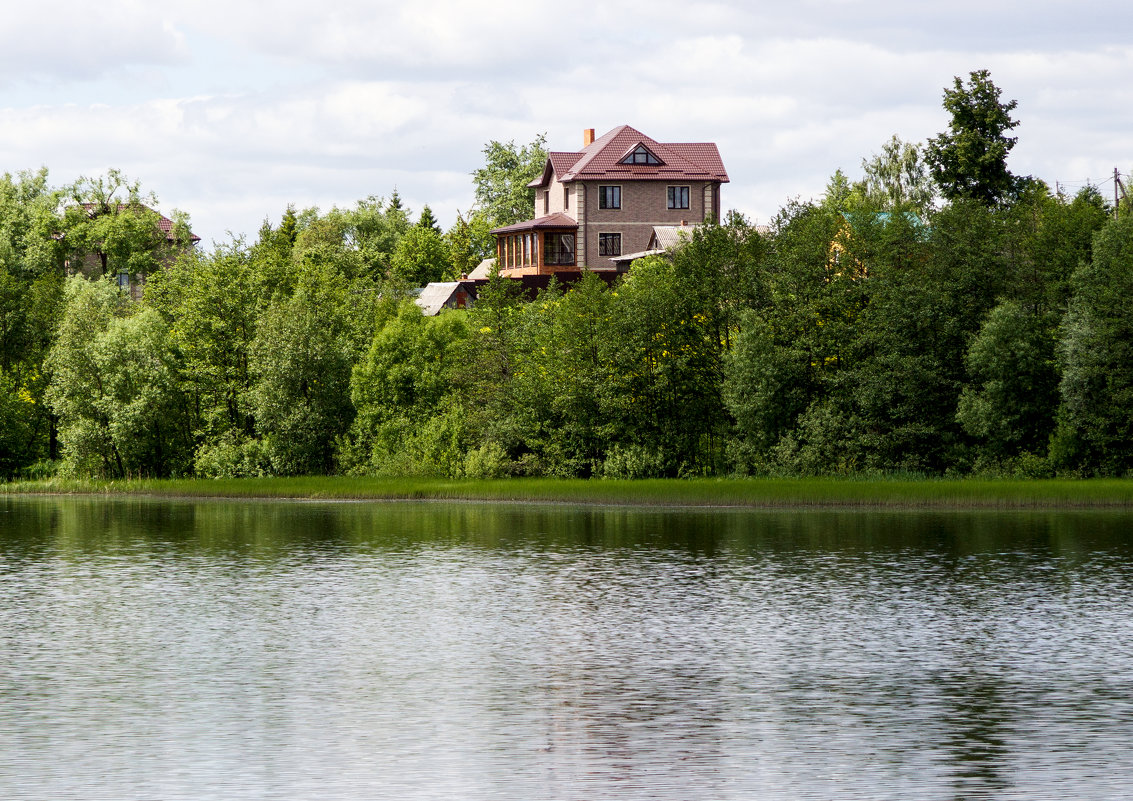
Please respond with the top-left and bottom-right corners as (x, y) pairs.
(2, 1), (1131, 245)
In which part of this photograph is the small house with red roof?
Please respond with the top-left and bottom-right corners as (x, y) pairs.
(491, 125), (728, 275)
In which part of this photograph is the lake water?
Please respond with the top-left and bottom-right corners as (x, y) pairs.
(2, 496), (1132, 800)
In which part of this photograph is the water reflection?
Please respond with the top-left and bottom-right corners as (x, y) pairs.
(2, 496), (1133, 799)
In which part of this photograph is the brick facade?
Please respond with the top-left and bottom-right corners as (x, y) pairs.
(496, 126), (727, 275)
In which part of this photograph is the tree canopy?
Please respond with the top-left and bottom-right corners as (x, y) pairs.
(471, 135), (548, 227)
(926, 69), (1020, 206)
(1, 81), (1129, 481)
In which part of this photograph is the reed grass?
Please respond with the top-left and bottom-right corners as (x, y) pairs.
(5, 475), (1133, 508)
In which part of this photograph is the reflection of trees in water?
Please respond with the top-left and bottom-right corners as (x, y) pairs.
(529, 632), (731, 793)
(936, 672), (1013, 799)
(12, 497), (1133, 563)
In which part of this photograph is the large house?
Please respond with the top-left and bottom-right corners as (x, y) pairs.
(491, 125), (728, 275)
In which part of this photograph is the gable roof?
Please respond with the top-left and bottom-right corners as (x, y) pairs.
(562, 125), (728, 183)
(415, 281), (471, 316)
(650, 223), (699, 250)
(529, 125), (729, 187)
(467, 257), (496, 279)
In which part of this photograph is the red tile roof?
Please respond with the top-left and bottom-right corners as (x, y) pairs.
(80, 203), (201, 243)
(528, 152), (585, 188)
(531, 125), (728, 186)
(490, 212), (578, 235)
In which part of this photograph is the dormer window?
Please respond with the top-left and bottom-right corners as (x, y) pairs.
(620, 144), (662, 165)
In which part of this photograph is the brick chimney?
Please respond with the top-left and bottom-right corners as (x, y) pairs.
(583, 128), (595, 147)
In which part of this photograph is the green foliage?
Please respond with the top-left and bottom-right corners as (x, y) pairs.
(0, 168), (65, 278)
(390, 222), (452, 286)
(472, 135), (548, 227)
(193, 433), (272, 479)
(956, 300), (1058, 460)
(45, 277), (191, 477)
(146, 242), (261, 442)
(926, 69), (1020, 206)
(446, 209), (495, 277)
(5, 114), (1129, 483)
(417, 204), (440, 234)
(0, 171), (69, 471)
(724, 201), (859, 473)
(504, 274), (613, 476)
(62, 169), (180, 281)
(1051, 216), (1133, 475)
(820, 169), (866, 213)
(346, 301), (470, 476)
(725, 312), (813, 467)
(292, 211), (367, 281)
(0, 367), (36, 477)
(250, 262), (356, 475)
(601, 255), (730, 475)
(861, 135), (936, 211)
(1007, 185), (1110, 313)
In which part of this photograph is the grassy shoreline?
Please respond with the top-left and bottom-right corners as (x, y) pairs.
(5, 475), (1133, 509)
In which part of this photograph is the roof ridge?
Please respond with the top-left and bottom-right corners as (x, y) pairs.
(560, 125), (726, 181)
(564, 125), (639, 178)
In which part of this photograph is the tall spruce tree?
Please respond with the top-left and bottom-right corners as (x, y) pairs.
(926, 70), (1020, 207)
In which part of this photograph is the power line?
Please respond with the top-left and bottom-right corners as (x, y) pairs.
(1053, 173), (1132, 197)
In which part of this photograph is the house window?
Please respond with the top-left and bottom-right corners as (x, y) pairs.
(598, 185), (621, 209)
(620, 145), (661, 165)
(117, 270), (130, 291)
(543, 232), (576, 266)
(599, 233), (621, 257)
(543, 190), (548, 215)
(667, 186), (690, 210)
(564, 186), (569, 210)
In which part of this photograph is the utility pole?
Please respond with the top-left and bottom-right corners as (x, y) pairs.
(1116, 167), (1127, 221)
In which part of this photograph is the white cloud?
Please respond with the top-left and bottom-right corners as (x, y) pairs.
(2, 0), (1131, 244)
(0, 3), (187, 82)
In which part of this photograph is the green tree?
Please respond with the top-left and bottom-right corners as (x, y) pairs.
(1012, 185), (1110, 313)
(345, 301), (470, 476)
(249, 262), (356, 475)
(844, 201), (1003, 473)
(62, 169), (177, 282)
(472, 135), (548, 227)
(390, 223), (452, 286)
(723, 201), (860, 473)
(145, 242), (260, 447)
(446, 209), (495, 277)
(292, 209), (367, 281)
(492, 274), (617, 477)
(339, 194), (412, 281)
(0, 168), (65, 279)
(0, 364), (40, 476)
(601, 255), (732, 476)
(861, 135), (936, 211)
(820, 169), (866, 213)
(45, 277), (191, 477)
(956, 300), (1058, 463)
(925, 69), (1020, 206)
(417, 204), (441, 234)
(1051, 216), (1133, 474)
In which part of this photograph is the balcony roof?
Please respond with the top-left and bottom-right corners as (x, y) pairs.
(490, 212), (578, 235)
